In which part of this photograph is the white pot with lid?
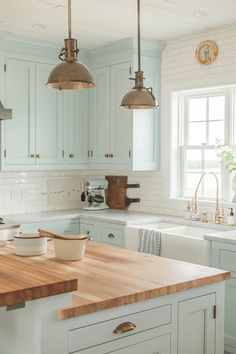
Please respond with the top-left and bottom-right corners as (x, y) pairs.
(0, 220), (20, 247)
(14, 233), (47, 256)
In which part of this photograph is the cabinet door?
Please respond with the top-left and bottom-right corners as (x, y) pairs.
(110, 62), (132, 165)
(35, 63), (64, 165)
(3, 57), (36, 166)
(64, 90), (89, 165)
(178, 294), (216, 354)
(89, 66), (110, 163)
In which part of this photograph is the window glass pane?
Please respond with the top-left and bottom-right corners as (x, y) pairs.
(186, 150), (202, 171)
(189, 122), (207, 145)
(183, 173), (202, 197)
(204, 150), (221, 172)
(209, 96), (225, 121)
(203, 173), (221, 198)
(208, 121), (224, 145)
(189, 98), (207, 122)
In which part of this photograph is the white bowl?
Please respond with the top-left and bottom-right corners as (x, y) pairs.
(53, 236), (89, 261)
(14, 234), (47, 256)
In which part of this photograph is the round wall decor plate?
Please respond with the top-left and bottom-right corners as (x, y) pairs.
(195, 40), (219, 65)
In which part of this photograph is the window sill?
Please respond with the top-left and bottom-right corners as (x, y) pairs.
(170, 197), (236, 209)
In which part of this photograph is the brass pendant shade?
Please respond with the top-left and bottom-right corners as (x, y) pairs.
(46, 1), (95, 90)
(120, 71), (158, 109)
(120, 0), (158, 109)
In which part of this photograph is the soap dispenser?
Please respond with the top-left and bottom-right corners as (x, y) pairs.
(228, 208), (235, 226)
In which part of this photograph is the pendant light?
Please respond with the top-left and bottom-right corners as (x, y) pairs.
(46, 0), (95, 90)
(120, 0), (159, 109)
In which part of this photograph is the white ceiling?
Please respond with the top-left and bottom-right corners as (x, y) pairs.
(1, 0), (236, 49)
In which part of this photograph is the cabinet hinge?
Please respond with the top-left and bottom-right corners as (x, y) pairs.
(88, 150), (90, 158)
(129, 66), (132, 75)
(213, 305), (216, 319)
(91, 150), (93, 158)
(62, 150), (64, 158)
(4, 150), (6, 158)
(4, 64), (6, 72)
(129, 150), (131, 158)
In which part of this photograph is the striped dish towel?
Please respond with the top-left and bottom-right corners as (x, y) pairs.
(138, 228), (161, 256)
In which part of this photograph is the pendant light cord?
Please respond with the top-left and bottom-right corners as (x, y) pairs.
(137, 0), (141, 71)
(68, 0), (72, 39)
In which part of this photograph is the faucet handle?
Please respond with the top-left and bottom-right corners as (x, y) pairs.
(215, 208), (224, 224)
(201, 211), (208, 223)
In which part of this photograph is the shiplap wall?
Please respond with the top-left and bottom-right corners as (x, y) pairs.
(2, 23), (236, 217)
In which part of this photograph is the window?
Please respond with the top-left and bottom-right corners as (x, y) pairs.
(172, 86), (236, 202)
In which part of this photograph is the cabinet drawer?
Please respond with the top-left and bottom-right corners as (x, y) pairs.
(69, 304), (171, 353)
(220, 249), (236, 275)
(80, 222), (100, 242)
(101, 225), (124, 247)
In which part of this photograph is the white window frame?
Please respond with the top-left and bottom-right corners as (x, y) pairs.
(171, 85), (236, 203)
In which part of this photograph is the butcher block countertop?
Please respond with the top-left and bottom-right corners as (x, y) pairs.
(0, 242), (230, 320)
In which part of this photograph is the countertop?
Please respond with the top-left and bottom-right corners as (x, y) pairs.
(3, 209), (162, 225)
(0, 242), (230, 319)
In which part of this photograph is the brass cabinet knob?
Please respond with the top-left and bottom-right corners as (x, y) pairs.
(69, 154), (74, 158)
(108, 233), (115, 239)
(30, 154), (35, 158)
(105, 153), (109, 158)
(36, 154), (40, 158)
(113, 322), (136, 334)
(109, 153), (114, 158)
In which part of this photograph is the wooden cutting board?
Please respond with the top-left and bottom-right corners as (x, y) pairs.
(106, 176), (140, 209)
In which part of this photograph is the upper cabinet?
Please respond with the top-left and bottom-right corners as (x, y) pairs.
(89, 38), (164, 171)
(3, 57), (35, 167)
(35, 63), (64, 166)
(64, 90), (89, 166)
(0, 37), (164, 171)
(1, 52), (89, 171)
(89, 62), (132, 166)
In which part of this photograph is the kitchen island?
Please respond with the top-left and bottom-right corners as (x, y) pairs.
(0, 242), (230, 354)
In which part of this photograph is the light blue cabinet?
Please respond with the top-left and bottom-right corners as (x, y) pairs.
(20, 218), (80, 235)
(64, 90), (89, 166)
(35, 63), (64, 165)
(79, 218), (125, 247)
(2, 58), (64, 170)
(212, 242), (236, 354)
(89, 66), (111, 164)
(89, 38), (164, 171)
(1, 37), (163, 171)
(89, 61), (132, 168)
(3, 57), (35, 167)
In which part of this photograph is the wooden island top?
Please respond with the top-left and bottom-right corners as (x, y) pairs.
(0, 242), (230, 320)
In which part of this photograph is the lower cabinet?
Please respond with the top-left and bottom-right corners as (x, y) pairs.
(20, 218), (80, 235)
(212, 242), (236, 354)
(178, 294), (216, 354)
(80, 218), (125, 246)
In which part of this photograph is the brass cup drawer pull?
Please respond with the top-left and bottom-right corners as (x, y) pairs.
(113, 321), (136, 335)
(105, 153), (109, 158)
(109, 153), (113, 158)
(30, 154), (35, 158)
(108, 233), (115, 239)
(36, 154), (40, 158)
(69, 154), (74, 158)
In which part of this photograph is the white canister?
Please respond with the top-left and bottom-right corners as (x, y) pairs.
(14, 234), (47, 256)
(53, 236), (89, 261)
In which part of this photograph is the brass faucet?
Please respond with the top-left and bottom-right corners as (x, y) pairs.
(190, 172), (224, 224)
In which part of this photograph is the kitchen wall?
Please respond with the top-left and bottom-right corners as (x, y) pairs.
(2, 23), (236, 217)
